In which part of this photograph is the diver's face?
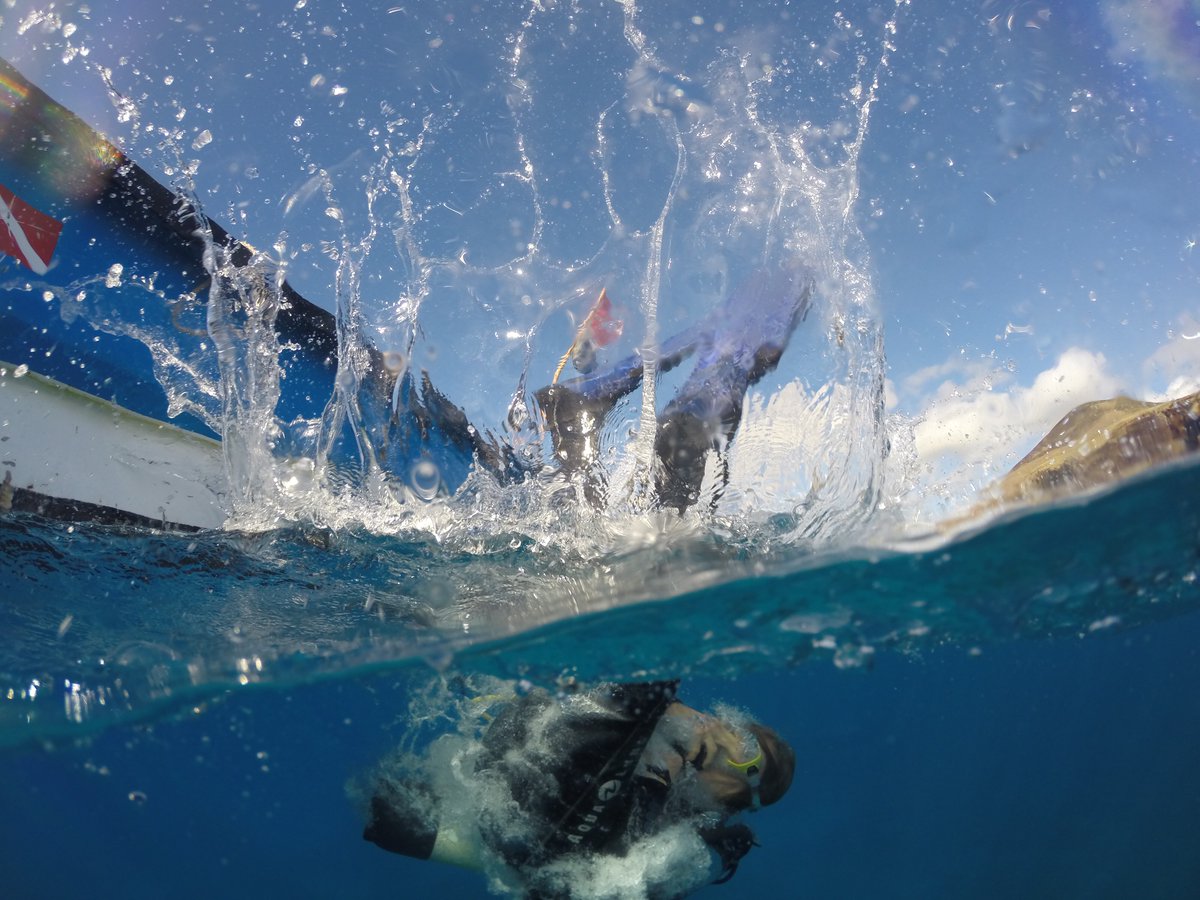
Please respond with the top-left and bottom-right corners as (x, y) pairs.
(681, 713), (763, 808)
(689, 718), (755, 769)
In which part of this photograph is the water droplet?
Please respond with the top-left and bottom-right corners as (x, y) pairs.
(192, 129), (212, 150)
(13, 364), (29, 378)
(382, 350), (407, 374)
(325, 207), (343, 222)
(410, 460), (440, 501)
(105, 263), (124, 288)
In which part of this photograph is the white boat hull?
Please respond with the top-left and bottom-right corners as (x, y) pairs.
(1, 362), (228, 530)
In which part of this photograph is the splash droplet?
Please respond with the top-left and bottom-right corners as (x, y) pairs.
(382, 351), (407, 374)
(410, 460), (441, 501)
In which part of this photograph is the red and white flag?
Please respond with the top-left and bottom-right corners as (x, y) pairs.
(0, 182), (62, 274)
(553, 288), (624, 383)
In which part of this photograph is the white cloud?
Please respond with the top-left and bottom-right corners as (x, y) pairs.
(1142, 317), (1200, 399)
(1103, 0), (1200, 101)
(900, 356), (999, 404)
(912, 347), (1125, 472)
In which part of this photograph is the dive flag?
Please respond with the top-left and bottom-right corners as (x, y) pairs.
(552, 288), (625, 383)
(0, 182), (63, 274)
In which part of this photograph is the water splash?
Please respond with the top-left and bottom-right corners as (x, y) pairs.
(204, 243), (289, 517)
(14, 2), (904, 554)
(259, 0), (906, 552)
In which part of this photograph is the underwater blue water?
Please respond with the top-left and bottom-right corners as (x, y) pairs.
(2, 461), (1199, 898)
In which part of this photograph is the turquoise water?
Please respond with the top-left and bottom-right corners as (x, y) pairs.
(2, 461), (1199, 897)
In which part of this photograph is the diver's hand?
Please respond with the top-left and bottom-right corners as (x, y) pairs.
(698, 821), (758, 884)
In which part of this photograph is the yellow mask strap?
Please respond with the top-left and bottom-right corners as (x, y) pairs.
(726, 751), (763, 772)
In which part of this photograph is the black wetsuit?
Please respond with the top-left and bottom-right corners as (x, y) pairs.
(365, 682), (755, 899)
(474, 682), (677, 870)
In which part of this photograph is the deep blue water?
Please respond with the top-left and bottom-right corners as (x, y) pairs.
(2, 462), (1199, 898)
(2, 611), (1198, 899)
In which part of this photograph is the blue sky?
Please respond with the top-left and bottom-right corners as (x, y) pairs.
(2, 0), (1197, 516)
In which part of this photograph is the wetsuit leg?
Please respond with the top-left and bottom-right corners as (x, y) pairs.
(538, 265), (814, 511)
(654, 264), (814, 510)
(363, 780), (440, 860)
(534, 327), (701, 503)
(385, 264), (813, 509)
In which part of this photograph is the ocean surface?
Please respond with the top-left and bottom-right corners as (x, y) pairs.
(2, 459), (1199, 898)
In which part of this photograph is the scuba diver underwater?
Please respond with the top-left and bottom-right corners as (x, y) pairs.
(360, 680), (796, 899)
